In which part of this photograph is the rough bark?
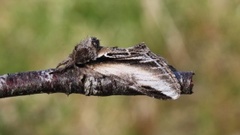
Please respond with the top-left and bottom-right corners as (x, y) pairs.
(0, 68), (142, 99)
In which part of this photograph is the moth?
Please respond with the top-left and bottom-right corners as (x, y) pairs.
(55, 37), (194, 100)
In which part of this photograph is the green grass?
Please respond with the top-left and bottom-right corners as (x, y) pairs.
(0, 0), (240, 135)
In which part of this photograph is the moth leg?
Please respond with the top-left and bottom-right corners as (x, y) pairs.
(53, 57), (75, 73)
(56, 57), (72, 68)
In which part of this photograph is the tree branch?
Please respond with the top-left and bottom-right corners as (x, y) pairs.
(0, 68), (142, 99)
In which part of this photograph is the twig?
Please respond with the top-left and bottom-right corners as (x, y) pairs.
(0, 68), (142, 99)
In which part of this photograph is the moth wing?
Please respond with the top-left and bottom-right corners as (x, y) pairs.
(93, 43), (181, 99)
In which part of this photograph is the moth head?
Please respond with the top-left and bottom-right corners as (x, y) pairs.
(91, 37), (100, 49)
(174, 71), (195, 94)
(76, 37), (101, 50)
(71, 37), (103, 64)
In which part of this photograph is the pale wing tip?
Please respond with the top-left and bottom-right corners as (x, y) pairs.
(161, 90), (180, 100)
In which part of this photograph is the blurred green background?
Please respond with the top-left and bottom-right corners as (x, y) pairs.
(0, 0), (240, 135)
